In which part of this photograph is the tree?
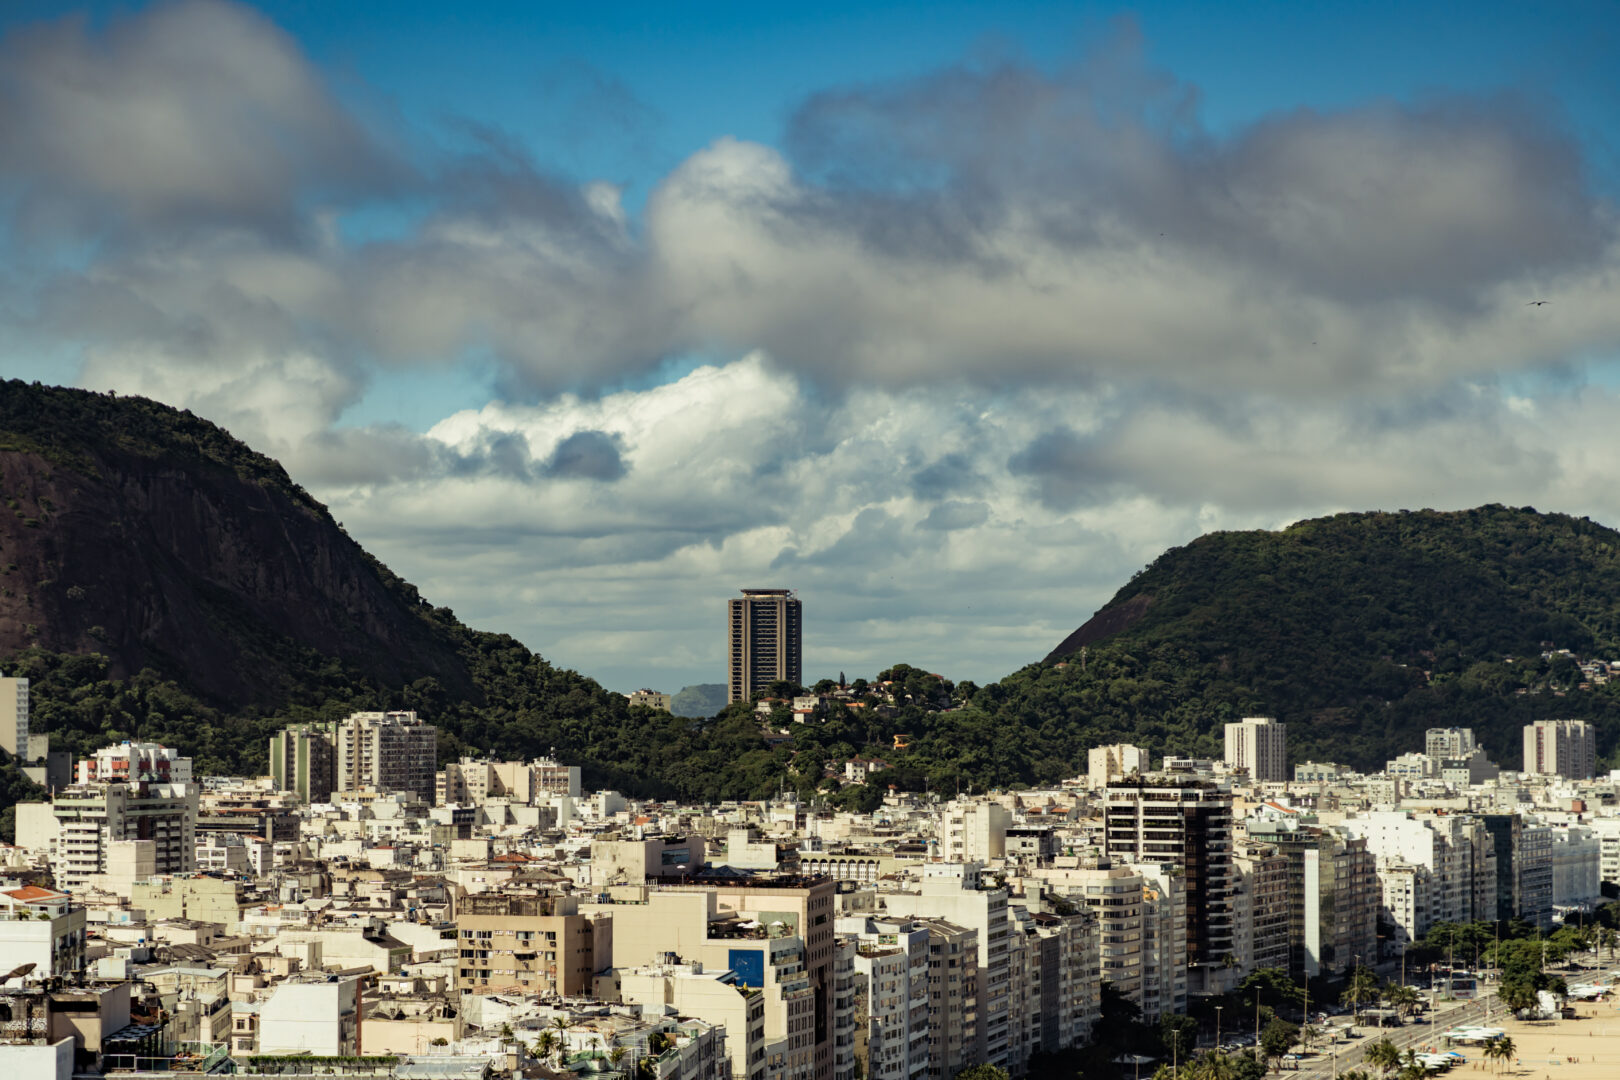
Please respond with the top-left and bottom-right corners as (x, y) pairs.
(1259, 1019), (1298, 1072)
(1341, 966), (1381, 1019)
(953, 1067), (1011, 1080)
(1498, 976), (1540, 1015)
(609, 1045), (629, 1070)
(1364, 1037), (1402, 1075)
(1159, 1013), (1199, 1062)
(1494, 1036), (1516, 1072)
(1383, 984), (1421, 1017)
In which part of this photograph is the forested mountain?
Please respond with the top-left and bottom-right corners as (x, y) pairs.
(0, 381), (663, 793)
(1027, 506), (1620, 771)
(4, 380), (1620, 813)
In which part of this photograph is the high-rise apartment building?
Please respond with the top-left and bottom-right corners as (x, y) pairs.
(882, 865), (1011, 1071)
(1104, 776), (1235, 973)
(0, 673), (27, 757)
(1232, 840), (1291, 974)
(911, 918), (978, 1080)
(1522, 719), (1597, 780)
(1482, 814), (1554, 929)
(273, 714), (438, 804)
(1425, 727), (1476, 760)
(40, 780), (198, 893)
(1244, 820), (1378, 978)
(839, 917), (930, 1080)
(269, 723), (338, 804)
(1343, 810), (1497, 943)
(1224, 717), (1288, 781)
(334, 711), (438, 802)
(728, 588), (803, 703)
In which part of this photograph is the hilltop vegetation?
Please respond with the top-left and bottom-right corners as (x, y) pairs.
(6, 381), (1620, 804)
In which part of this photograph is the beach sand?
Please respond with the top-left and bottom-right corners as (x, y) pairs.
(1428, 1001), (1620, 1079)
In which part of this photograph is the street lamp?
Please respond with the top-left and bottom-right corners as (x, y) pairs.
(1215, 1004), (1224, 1049)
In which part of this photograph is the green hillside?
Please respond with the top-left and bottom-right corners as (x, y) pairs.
(5, 379), (1619, 807)
(764, 508), (1620, 796)
(1021, 505), (1620, 772)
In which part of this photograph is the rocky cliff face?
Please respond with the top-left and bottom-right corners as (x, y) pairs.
(0, 381), (475, 706)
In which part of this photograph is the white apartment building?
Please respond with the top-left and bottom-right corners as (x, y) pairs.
(1550, 825), (1601, 911)
(257, 975), (360, 1055)
(76, 741), (192, 785)
(1224, 717), (1288, 782)
(1589, 818), (1620, 891)
(882, 864), (1012, 1070)
(629, 689), (672, 711)
(1054, 865), (1144, 1008)
(911, 918), (978, 1080)
(840, 918), (929, 1080)
(1344, 810), (1495, 942)
(833, 939), (859, 1080)
(937, 802), (1010, 863)
(334, 711), (438, 802)
(0, 886), (85, 978)
(1378, 864), (1425, 950)
(19, 780), (197, 893)
(1523, 720), (1597, 780)
(1023, 905), (1099, 1057)
(1341, 809), (1490, 939)
(1137, 864), (1189, 1019)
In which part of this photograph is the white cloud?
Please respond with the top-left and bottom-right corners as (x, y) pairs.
(5, 2), (1620, 692)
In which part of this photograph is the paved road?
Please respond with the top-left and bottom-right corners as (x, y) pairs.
(1294, 957), (1620, 1078)
(1294, 996), (1496, 1077)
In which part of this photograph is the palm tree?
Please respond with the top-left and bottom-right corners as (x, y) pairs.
(1342, 967), (1381, 1020)
(1385, 984), (1421, 1018)
(1495, 1036), (1516, 1073)
(552, 1017), (570, 1067)
(1364, 1037), (1403, 1075)
(609, 1045), (629, 1072)
(534, 1030), (556, 1063)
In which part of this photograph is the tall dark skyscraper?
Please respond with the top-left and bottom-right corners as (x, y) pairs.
(728, 588), (802, 703)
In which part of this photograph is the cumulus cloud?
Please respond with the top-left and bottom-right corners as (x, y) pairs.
(5, 0), (1618, 432)
(4, 2), (1620, 690)
(290, 357), (1620, 690)
(0, 0), (403, 240)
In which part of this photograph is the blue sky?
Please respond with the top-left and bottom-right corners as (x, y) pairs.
(2, 0), (1620, 693)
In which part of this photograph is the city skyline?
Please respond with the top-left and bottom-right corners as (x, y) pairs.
(1, 1), (1618, 694)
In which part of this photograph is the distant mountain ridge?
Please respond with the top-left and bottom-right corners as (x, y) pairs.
(671, 684), (728, 718)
